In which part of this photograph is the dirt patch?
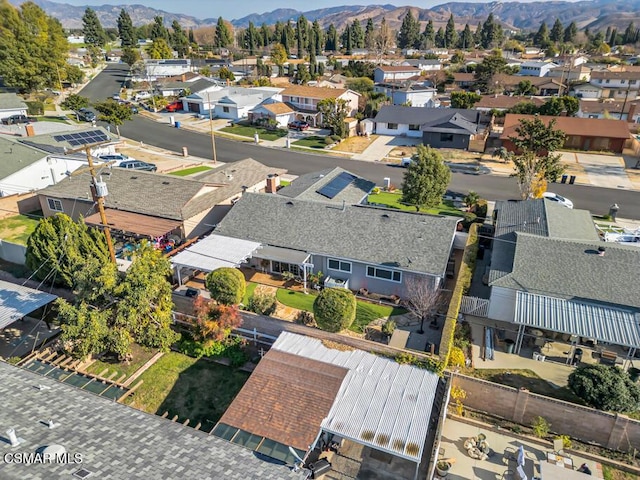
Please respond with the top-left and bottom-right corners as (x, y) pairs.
(332, 135), (378, 154)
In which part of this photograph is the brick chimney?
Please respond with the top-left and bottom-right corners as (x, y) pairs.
(627, 102), (638, 123)
(25, 124), (35, 137)
(265, 174), (280, 193)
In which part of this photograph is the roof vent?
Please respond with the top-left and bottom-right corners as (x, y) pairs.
(381, 214), (390, 219)
(286, 201), (294, 206)
(162, 181), (170, 185)
(598, 246), (606, 256)
(130, 176), (138, 180)
(6, 428), (23, 447)
(36, 384), (51, 391)
(73, 468), (93, 479)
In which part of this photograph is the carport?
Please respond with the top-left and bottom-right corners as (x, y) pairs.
(0, 280), (57, 330)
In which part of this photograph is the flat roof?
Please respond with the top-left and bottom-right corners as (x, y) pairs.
(85, 209), (182, 237)
(171, 234), (261, 273)
(0, 280), (57, 330)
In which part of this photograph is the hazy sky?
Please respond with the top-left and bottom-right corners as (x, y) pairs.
(55, 0), (563, 21)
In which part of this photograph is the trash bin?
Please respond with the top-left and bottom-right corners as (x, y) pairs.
(569, 175), (576, 184)
(175, 121), (181, 128)
(505, 339), (515, 354)
(561, 174), (568, 184)
(572, 348), (583, 365)
(477, 244), (485, 260)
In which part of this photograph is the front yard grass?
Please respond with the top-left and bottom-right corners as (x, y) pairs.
(292, 135), (328, 149)
(220, 122), (287, 141)
(169, 165), (213, 176)
(242, 281), (258, 306)
(275, 288), (406, 333)
(332, 135), (378, 154)
(124, 351), (249, 431)
(369, 191), (465, 217)
(85, 343), (157, 381)
(0, 215), (40, 245)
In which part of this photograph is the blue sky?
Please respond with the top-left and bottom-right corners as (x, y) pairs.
(56, 0), (560, 21)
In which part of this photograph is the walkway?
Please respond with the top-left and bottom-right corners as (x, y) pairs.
(560, 152), (634, 190)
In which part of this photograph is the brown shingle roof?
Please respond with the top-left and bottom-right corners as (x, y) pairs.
(263, 102), (294, 115)
(219, 349), (347, 451)
(579, 100), (633, 114)
(591, 70), (640, 80)
(282, 84), (349, 99)
(501, 114), (631, 140)
(476, 95), (546, 109)
(453, 72), (475, 82)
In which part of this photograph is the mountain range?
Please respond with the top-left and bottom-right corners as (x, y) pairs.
(8, 0), (640, 33)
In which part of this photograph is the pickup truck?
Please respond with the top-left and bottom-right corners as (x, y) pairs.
(2, 114), (37, 125)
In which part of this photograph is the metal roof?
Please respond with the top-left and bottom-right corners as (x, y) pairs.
(171, 234), (261, 272)
(272, 332), (440, 463)
(0, 280), (57, 329)
(515, 291), (640, 348)
(254, 245), (310, 265)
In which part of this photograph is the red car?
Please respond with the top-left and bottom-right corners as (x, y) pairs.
(165, 101), (183, 112)
(288, 120), (310, 131)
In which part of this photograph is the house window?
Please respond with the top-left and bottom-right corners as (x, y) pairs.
(223, 106), (230, 113)
(440, 133), (454, 142)
(387, 123), (398, 130)
(630, 80), (637, 85)
(605, 79), (610, 84)
(47, 198), (63, 212)
(366, 266), (401, 283)
(408, 124), (420, 131)
(597, 79), (603, 84)
(328, 258), (352, 273)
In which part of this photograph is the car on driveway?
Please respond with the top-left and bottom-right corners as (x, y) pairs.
(2, 114), (37, 125)
(134, 91), (152, 101)
(76, 108), (96, 122)
(115, 160), (157, 172)
(543, 192), (573, 209)
(288, 120), (310, 131)
(165, 101), (183, 112)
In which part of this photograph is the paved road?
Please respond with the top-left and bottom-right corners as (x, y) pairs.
(80, 64), (640, 218)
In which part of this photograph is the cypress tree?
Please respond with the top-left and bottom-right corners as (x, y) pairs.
(82, 7), (106, 47)
(117, 9), (135, 47)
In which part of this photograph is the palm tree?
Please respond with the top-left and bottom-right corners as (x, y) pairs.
(464, 191), (480, 213)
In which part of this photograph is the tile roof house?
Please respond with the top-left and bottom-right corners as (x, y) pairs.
(501, 114), (630, 153)
(249, 101), (295, 128)
(38, 158), (285, 239)
(0, 92), (28, 120)
(279, 85), (360, 127)
(374, 105), (486, 149)
(211, 191), (460, 296)
(0, 362), (302, 478)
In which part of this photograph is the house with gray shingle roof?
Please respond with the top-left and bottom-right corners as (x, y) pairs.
(213, 191), (460, 296)
(0, 93), (27, 120)
(278, 167), (374, 205)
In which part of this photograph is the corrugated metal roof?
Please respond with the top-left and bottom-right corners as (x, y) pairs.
(0, 280), (57, 329)
(272, 332), (440, 463)
(171, 234), (260, 272)
(515, 291), (640, 348)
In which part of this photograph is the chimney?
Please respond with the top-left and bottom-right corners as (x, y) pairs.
(628, 102), (638, 123)
(25, 124), (35, 137)
(181, 73), (186, 82)
(265, 174), (280, 194)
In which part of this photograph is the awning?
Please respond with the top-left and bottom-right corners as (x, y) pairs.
(85, 209), (181, 238)
(515, 291), (640, 348)
(0, 280), (57, 330)
(253, 245), (310, 265)
(171, 234), (261, 273)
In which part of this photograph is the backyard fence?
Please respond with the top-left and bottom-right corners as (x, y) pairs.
(460, 296), (490, 317)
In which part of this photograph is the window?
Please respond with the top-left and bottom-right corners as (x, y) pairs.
(222, 106), (230, 113)
(328, 258), (351, 273)
(597, 79), (603, 84)
(47, 198), (63, 212)
(605, 79), (610, 84)
(366, 266), (401, 283)
(630, 80), (637, 85)
(387, 123), (398, 130)
(408, 124), (420, 131)
(440, 133), (454, 142)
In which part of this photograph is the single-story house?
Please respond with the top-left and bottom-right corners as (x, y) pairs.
(373, 82), (438, 108)
(501, 114), (630, 153)
(374, 66), (421, 83)
(547, 65), (591, 83)
(402, 59), (442, 71)
(248, 101), (295, 128)
(184, 86), (282, 118)
(156, 73), (206, 97)
(38, 158), (285, 240)
(215, 332), (446, 480)
(280, 85), (360, 127)
(374, 106), (485, 149)
(474, 95), (546, 112)
(451, 72), (476, 90)
(278, 167), (375, 205)
(0, 93), (28, 121)
(492, 74), (566, 96)
(577, 99), (640, 122)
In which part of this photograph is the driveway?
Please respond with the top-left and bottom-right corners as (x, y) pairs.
(352, 135), (422, 162)
(560, 152), (634, 190)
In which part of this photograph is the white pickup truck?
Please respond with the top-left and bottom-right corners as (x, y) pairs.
(401, 157), (414, 167)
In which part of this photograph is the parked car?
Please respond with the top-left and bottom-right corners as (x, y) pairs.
(1, 114), (37, 125)
(543, 192), (574, 209)
(98, 154), (132, 164)
(128, 104), (139, 114)
(115, 160), (157, 172)
(165, 101), (183, 112)
(134, 91), (152, 101)
(288, 120), (310, 131)
(401, 157), (414, 167)
(76, 108), (96, 122)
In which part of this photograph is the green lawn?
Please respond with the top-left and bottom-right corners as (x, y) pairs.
(85, 343), (157, 381)
(280, 180), (290, 187)
(368, 191), (465, 217)
(37, 116), (71, 123)
(220, 123), (288, 141)
(292, 135), (328, 149)
(0, 215), (40, 245)
(169, 165), (213, 176)
(275, 288), (405, 333)
(242, 282), (258, 306)
(125, 351), (249, 431)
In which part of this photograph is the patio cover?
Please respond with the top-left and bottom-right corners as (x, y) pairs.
(171, 234), (261, 273)
(0, 280), (57, 329)
(272, 332), (440, 463)
(515, 291), (640, 348)
(253, 245), (309, 265)
(85, 209), (181, 238)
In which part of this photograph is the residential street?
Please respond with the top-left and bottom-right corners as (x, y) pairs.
(80, 63), (640, 218)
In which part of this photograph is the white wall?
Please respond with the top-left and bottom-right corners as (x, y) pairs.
(487, 286), (517, 322)
(375, 122), (422, 138)
(0, 107), (28, 119)
(403, 91), (436, 108)
(0, 156), (88, 196)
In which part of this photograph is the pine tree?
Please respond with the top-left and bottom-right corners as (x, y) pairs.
(325, 24), (338, 51)
(365, 18), (375, 49)
(459, 23), (474, 49)
(351, 19), (365, 49)
(215, 17), (232, 48)
(398, 10), (420, 49)
(244, 21), (258, 55)
(444, 14), (458, 49)
(534, 22), (550, 47)
(474, 22), (482, 46)
(171, 20), (189, 57)
(550, 18), (564, 43)
(188, 28), (195, 44)
(481, 13), (502, 49)
(117, 9), (134, 47)
(150, 16), (169, 42)
(624, 22), (637, 44)
(435, 27), (445, 48)
(610, 28), (618, 47)
(260, 23), (271, 47)
(605, 26), (612, 44)
(296, 15), (307, 57)
(343, 24), (353, 55)
(564, 21), (577, 43)
(82, 7), (106, 47)
(422, 19), (435, 49)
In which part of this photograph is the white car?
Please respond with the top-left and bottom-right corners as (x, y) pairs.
(543, 192), (573, 209)
(401, 157), (414, 167)
(134, 91), (152, 101)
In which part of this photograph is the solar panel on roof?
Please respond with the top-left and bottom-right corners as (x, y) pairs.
(53, 131), (109, 146)
(316, 172), (357, 199)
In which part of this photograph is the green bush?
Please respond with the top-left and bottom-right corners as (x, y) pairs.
(25, 101), (44, 115)
(568, 364), (640, 412)
(476, 200), (488, 221)
(176, 335), (247, 367)
(382, 319), (396, 336)
(248, 291), (277, 316)
(295, 310), (316, 327)
(205, 267), (246, 305)
(532, 416), (550, 438)
(324, 136), (334, 145)
(313, 288), (357, 332)
(448, 346), (466, 368)
(331, 134), (342, 143)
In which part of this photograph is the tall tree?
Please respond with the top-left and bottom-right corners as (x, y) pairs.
(325, 23), (339, 51)
(150, 15), (169, 42)
(458, 23), (474, 49)
(260, 23), (271, 47)
(312, 20), (323, 55)
(244, 21), (258, 55)
(117, 9), (134, 47)
(188, 28), (195, 44)
(170, 20), (189, 57)
(271, 43), (287, 76)
(364, 18), (375, 49)
(550, 18), (564, 43)
(351, 19), (365, 49)
(564, 21), (578, 43)
(398, 10), (420, 49)
(147, 37), (172, 59)
(82, 7), (106, 47)
(342, 24), (353, 55)
(534, 22), (550, 47)
(93, 98), (133, 137)
(295, 63), (311, 84)
(480, 13), (503, 48)
(296, 15), (308, 57)
(474, 49), (507, 92)
(422, 19), (435, 49)
(214, 16), (232, 48)
(401, 145), (451, 211)
(444, 14), (458, 49)
(403, 275), (444, 334)
(435, 27), (445, 48)
(374, 17), (393, 61)
(121, 46), (140, 66)
(317, 98), (350, 138)
(508, 117), (566, 199)
(624, 22), (638, 44)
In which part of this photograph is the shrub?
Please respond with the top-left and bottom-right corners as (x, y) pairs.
(382, 320), (396, 336)
(568, 364), (640, 412)
(448, 346), (466, 368)
(371, 187), (380, 195)
(248, 291), (277, 316)
(532, 416), (550, 438)
(331, 134), (342, 143)
(25, 100), (44, 115)
(313, 288), (357, 333)
(295, 310), (316, 327)
(177, 335), (247, 367)
(555, 435), (572, 450)
(461, 212), (478, 230)
(205, 267), (246, 305)
(396, 352), (418, 365)
(324, 136), (334, 145)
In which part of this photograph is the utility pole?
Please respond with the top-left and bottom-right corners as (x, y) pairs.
(206, 91), (218, 163)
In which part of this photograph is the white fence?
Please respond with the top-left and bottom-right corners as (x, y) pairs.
(460, 295), (490, 317)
